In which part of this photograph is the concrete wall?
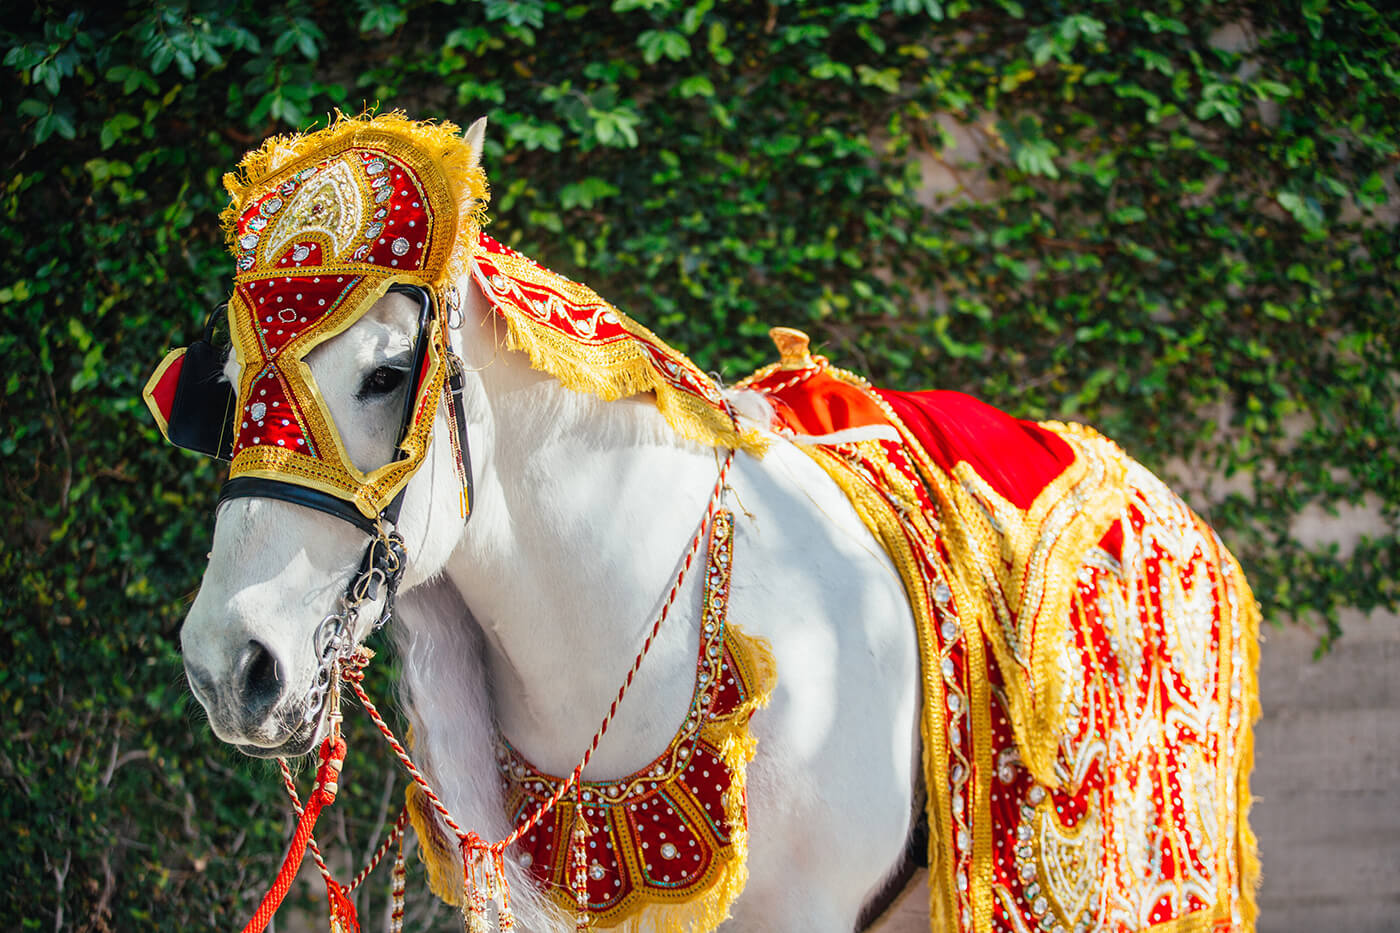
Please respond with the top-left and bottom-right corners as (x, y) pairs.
(872, 607), (1400, 933)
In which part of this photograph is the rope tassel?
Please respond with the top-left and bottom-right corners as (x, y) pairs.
(460, 835), (516, 933)
(389, 831), (406, 933)
(570, 784), (592, 932)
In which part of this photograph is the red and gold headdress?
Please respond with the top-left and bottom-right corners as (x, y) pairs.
(144, 112), (761, 532)
(145, 113), (486, 525)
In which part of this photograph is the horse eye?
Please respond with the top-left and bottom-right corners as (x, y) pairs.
(358, 365), (407, 399)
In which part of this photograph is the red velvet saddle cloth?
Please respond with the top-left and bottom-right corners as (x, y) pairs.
(739, 344), (1260, 933)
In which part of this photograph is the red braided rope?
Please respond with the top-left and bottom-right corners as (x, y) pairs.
(349, 806), (410, 892)
(277, 760), (336, 885)
(241, 736), (346, 933)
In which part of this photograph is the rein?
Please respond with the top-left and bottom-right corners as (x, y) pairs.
(242, 447), (737, 933)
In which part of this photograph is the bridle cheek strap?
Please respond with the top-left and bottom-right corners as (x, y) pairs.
(443, 351), (474, 519)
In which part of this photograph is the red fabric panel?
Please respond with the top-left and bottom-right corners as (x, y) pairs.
(149, 349), (184, 425)
(875, 389), (1074, 512)
(763, 369), (891, 436)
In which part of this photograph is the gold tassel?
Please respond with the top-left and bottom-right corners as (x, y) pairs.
(462, 846), (491, 933)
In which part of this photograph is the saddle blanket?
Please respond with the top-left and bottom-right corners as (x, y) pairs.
(738, 339), (1259, 933)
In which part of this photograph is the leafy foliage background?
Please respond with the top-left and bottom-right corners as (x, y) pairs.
(1, 0), (1396, 929)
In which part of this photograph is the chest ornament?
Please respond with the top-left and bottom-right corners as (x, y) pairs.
(497, 509), (776, 931)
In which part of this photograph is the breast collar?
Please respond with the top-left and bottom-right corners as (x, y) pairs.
(408, 509), (777, 930)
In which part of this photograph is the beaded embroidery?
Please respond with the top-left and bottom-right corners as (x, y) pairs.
(211, 113), (488, 519)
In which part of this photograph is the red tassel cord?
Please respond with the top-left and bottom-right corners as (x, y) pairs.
(241, 735), (348, 933)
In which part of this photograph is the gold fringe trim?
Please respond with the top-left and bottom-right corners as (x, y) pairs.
(405, 781), (466, 907)
(219, 109), (489, 291)
(881, 409), (1126, 786)
(600, 625), (777, 933)
(472, 256), (768, 459)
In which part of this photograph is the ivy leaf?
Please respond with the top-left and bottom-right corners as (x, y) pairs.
(676, 75), (715, 98)
(358, 4), (407, 37)
(588, 107), (640, 147)
(34, 111), (75, 144)
(891, 0), (944, 18)
(638, 30), (691, 64)
(1142, 12), (1189, 35)
(856, 65), (900, 93)
(99, 113), (141, 150)
(483, 0), (546, 29)
(507, 121), (564, 152)
(1276, 191), (1326, 233)
(560, 177), (621, 209)
(998, 115), (1061, 179)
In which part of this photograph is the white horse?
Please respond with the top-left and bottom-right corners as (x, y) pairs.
(177, 118), (1258, 933)
(180, 267), (924, 927)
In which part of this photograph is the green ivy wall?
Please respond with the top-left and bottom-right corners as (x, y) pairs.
(2, 1), (1396, 928)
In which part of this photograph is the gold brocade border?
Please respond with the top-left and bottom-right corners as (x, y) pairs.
(220, 112), (489, 292)
(470, 250), (767, 459)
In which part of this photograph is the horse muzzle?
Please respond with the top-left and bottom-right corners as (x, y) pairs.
(184, 638), (326, 757)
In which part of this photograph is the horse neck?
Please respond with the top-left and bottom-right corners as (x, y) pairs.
(441, 344), (725, 778)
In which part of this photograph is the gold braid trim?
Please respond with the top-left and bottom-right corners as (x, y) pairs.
(219, 110), (489, 291)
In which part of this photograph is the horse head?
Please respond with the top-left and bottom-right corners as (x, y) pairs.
(151, 114), (494, 757)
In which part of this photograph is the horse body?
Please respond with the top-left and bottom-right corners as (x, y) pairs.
(184, 281), (923, 929)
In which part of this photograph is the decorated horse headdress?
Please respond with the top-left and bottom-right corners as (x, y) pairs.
(144, 113), (485, 531)
(143, 111), (765, 534)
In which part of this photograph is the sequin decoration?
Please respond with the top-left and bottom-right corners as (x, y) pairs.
(216, 116), (465, 518)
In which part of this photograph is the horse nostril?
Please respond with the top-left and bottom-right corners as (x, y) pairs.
(236, 639), (284, 720)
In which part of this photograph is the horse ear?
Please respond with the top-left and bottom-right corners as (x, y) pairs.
(462, 117), (487, 167)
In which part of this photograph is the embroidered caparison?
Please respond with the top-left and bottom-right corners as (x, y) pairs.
(410, 510), (776, 932)
(739, 352), (1260, 933)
